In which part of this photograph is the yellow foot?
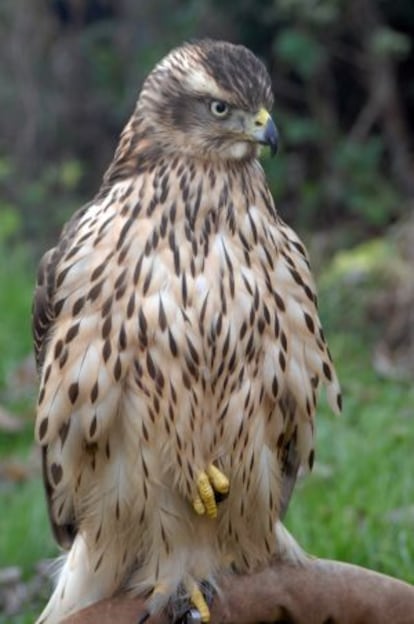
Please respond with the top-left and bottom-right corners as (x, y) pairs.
(189, 583), (210, 623)
(192, 464), (230, 519)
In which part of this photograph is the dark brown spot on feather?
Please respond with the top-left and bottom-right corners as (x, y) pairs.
(54, 339), (64, 359)
(89, 415), (97, 438)
(59, 421), (70, 446)
(304, 312), (315, 333)
(272, 376), (279, 398)
(68, 382), (79, 404)
(65, 322), (80, 343)
(88, 280), (104, 302)
(174, 248), (180, 275)
(289, 267), (303, 286)
(323, 361), (332, 381)
(114, 268), (127, 290)
(168, 330), (178, 357)
(103, 339), (112, 362)
(158, 298), (167, 331)
(50, 462), (63, 485)
(91, 381), (99, 403)
(57, 501), (65, 519)
(44, 364), (52, 384)
(115, 284), (127, 301)
(133, 254), (144, 284)
(138, 307), (148, 335)
(182, 371), (191, 389)
(72, 296), (86, 316)
(274, 292), (285, 312)
(304, 284), (314, 302)
(118, 242), (131, 264)
(101, 295), (113, 318)
(118, 325), (127, 350)
(95, 525), (102, 544)
(54, 298), (65, 317)
(91, 263), (106, 282)
(181, 273), (188, 306)
(146, 352), (156, 380)
(186, 336), (199, 365)
(59, 349), (69, 369)
(160, 213), (168, 238)
(114, 356), (122, 381)
(274, 315), (280, 338)
(239, 321), (247, 340)
(127, 293), (135, 318)
(56, 266), (71, 288)
(94, 553), (104, 572)
(143, 267), (153, 295)
(102, 316), (112, 339)
(116, 218), (134, 251)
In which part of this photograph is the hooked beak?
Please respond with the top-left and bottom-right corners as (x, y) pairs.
(251, 108), (279, 156)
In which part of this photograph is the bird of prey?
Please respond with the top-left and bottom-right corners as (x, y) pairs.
(33, 40), (341, 624)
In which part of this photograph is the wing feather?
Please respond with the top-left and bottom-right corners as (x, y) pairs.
(32, 207), (89, 549)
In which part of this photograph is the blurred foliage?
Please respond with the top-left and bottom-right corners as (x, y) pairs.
(0, 0), (412, 256)
(0, 244), (33, 388)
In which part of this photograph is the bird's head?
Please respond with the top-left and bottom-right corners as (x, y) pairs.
(134, 40), (278, 161)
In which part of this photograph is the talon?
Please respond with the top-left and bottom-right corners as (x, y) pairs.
(192, 493), (205, 516)
(197, 471), (216, 518)
(206, 464), (229, 494)
(189, 584), (210, 623)
(192, 465), (230, 519)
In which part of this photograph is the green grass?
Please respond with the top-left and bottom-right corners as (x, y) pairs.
(284, 241), (414, 580)
(0, 245), (54, 622)
(0, 238), (413, 623)
(0, 246), (34, 387)
(285, 332), (414, 581)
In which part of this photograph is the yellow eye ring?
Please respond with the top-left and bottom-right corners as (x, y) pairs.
(210, 100), (229, 118)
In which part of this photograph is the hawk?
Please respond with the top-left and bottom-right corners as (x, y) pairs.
(33, 40), (341, 624)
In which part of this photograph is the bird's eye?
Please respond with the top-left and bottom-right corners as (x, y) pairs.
(210, 100), (229, 118)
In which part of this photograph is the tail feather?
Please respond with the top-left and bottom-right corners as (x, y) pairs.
(36, 534), (118, 624)
(275, 521), (307, 564)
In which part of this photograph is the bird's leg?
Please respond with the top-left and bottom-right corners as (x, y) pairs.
(184, 581), (211, 623)
(164, 580), (214, 624)
(189, 584), (210, 623)
(192, 464), (229, 518)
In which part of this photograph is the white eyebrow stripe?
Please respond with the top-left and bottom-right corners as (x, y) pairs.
(184, 68), (222, 98)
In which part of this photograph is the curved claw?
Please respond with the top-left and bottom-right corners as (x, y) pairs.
(192, 464), (229, 519)
(207, 464), (229, 494)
